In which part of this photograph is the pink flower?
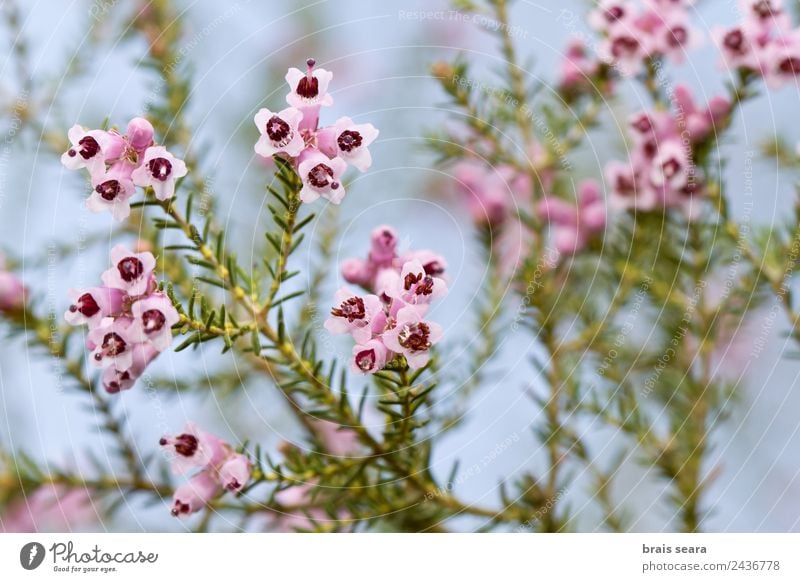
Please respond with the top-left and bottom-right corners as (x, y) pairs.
(0, 269), (25, 312)
(652, 11), (700, 63)
(317, 116), (379, 172)
(218, 454), (251, 492)
(101, 244), (156, 296)
(538, 180), (607, 255)
(599, 25), (649, 76)
(711, 25), (761, 71)
(253, 106), (305, 159)
(170, 470), (221, 518)
(87, 317), (137, 370)
(399, 249), (448, 278)
(341, 257), (372, 288)
(589, 1), (635, 31)
(160, 422), (227, 476)
(382, 306), (443, 369)
(324, 288), (386, 344)
(131, 145), (187, 200)
(285, 58), (334, 108)
(650, 140), (691, 190)
(130, 292), (180, 351)
(125, 117), (155, 152)
(559, 38), (599, 91)
(65, 286), (125, 328)
(87, 161), (136, 220)
(673, 85), (731, 142)
(102, 342), (158, 393)
(60, 125), (119, 174)
(740, 0), (791, 34)
(606, 161), (658, 211)
(391, 259), (448, 309)
(351, 338), (389, 374)
(762, 32), (800, 89)
(369, 225), (399, 267)
(297, 151), (347, 204)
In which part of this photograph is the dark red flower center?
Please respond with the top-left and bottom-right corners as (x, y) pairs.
(267, 115), (291, 143)
(611, 36), (639, 58)
(70, 292), (100, 317)
(423, 261), (445, 276)
(615, 173), (636, 196)
(779, 57), (800, 75)
(605, 6), (625, 22)
(337, 130), (363, 153)
(96, 180), (121, 201)
(668, 26), (688, 47)
(662, 158), (682, 178)
(682, 180), (702, 197)
(631, 115), (653, 133)
(307, 163), (337, 189)
(331, 297), (366, 322)
(96, 332), (127, 360)
(168, 433), (199, 457)
(142, 309), (167, 333)
(106, 370), (131, 394)
(404, 272), (422, 291)
(171, 501), (191, 517)
(415, 276), (435, 296)
(117, 257), (144, 282)
(148, 157), (172, 181)
(296, 75), (319, 99)
(355, 348), (377, 372)
(77, 136), (100, 160)
(753, 0), (778, 18)
(398, 322), (432, 352)
(724, 30), (746, 54)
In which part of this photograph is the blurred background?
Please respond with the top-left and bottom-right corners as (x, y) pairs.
(0, 0), (799, 532)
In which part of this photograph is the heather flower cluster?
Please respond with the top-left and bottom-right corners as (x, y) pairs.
(160, 423), (251, 518)
(64, 244), (179, 393)
(253, 59), (379, 204)
(603, 84), (731, 215)
(713, 0), (800, 89)
(591, 0), (700, 75)
(61, 117), (187, 220)
(326, 226), (447, 372)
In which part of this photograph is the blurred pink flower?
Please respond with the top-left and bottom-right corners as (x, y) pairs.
(1, 485), (93, 533)
(311, 419), (361, 455)
(538, 179), (607, 255)
(0, 267), (25, 312)
(452, 161), (521, 226)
